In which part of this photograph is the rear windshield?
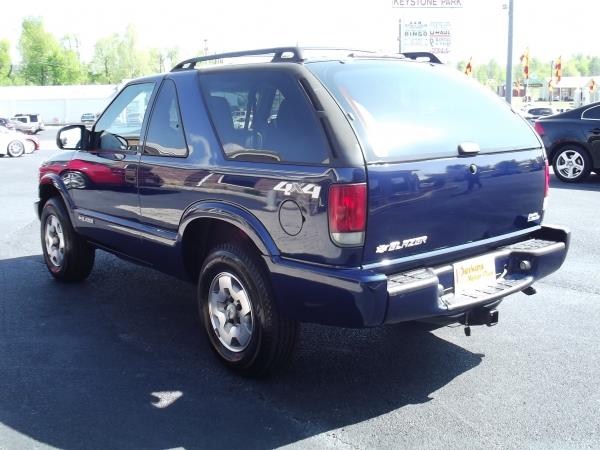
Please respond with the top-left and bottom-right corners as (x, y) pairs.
(308, 60), (540, 162)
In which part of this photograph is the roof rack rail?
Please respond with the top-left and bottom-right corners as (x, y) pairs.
(171, 47), (303, 71)
(401, 52), (442, 64)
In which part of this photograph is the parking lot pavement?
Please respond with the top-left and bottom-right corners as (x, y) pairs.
(0, 134), (599, 449)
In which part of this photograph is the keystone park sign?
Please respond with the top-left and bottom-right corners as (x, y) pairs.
(392, 0), (463, 8)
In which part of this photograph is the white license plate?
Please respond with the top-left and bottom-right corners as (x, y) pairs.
(453, 255), (497, 294)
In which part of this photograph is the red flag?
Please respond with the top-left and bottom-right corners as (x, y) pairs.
(464, 57), (473, 76)
(555, 56), (562, 83)
(520, 48), (529, 80)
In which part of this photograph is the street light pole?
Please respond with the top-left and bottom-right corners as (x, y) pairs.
(398, 19), (402, 54)
(505, 0), (514, 104)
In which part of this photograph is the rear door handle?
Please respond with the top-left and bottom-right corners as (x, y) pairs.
(458, 142), (480, 156)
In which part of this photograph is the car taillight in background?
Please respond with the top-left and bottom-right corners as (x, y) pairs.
(534, 121), (545, 136)
(328, 183), (367, 246)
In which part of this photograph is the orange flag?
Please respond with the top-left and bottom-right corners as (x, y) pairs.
(520, 48), (529, 80)
(464, 57), (473, 76)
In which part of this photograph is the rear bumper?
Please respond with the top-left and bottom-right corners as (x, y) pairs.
(266, 225), (570, 327)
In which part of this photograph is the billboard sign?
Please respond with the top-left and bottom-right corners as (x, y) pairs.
(402, 20), (452, 54)
(392, 0), (463, 8)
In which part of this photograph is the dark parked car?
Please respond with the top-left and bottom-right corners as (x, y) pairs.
(526, 107), (555, 120)
(36, 48), (569, 376)
(535, 102), (600, 182)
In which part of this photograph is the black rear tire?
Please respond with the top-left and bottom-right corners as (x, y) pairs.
(40, 197), (95, 282)
(198, 243), (298, 377)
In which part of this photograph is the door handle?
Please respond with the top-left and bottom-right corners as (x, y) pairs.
(589, 128), (600, 134)
(458, 142), (480, 156)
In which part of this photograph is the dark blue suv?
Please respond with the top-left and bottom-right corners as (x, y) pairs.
(37, 48), (569, 376)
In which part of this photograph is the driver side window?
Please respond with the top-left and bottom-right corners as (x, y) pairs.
(94, 82), (155, 150)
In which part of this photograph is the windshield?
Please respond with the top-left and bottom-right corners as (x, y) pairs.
(308, 60), (541, 163)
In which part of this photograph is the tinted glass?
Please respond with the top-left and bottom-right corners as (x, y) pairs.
(95, 82), (155, 150)
(200, 70), (329, 164)
(582, 106), (600, 120)
(144, 80), (188, 157)
(309, 60), (541, 162)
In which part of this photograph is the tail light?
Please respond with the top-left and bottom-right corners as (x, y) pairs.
(534, 121), (545, 136)
(328, 183), (367, 246)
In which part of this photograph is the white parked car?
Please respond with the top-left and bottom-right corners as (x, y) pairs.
(0, 126), (39, 157)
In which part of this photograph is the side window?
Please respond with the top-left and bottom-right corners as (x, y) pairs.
(94, 82), (155, 150)
(144, 80), (188, 157)
(200, 70), (330, 165)
(582, 106), (600, 120)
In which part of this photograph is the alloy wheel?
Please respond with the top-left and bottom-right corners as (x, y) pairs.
(555, 149), (585, 180)
(44, 214), (65, 268)
(208, 272), (254, 352)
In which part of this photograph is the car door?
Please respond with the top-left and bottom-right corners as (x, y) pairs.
(581, 105), (600, 162)
(137, 78), (199, 269)
(68, 81), (157, 257)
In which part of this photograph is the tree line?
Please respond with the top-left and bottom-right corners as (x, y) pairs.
(3, 18), (600, 88)
(0, 18), (183, 86)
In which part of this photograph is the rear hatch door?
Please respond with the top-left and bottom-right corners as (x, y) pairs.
(309, 60), (545, 265)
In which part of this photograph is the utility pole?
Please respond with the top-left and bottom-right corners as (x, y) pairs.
(398, 19), (402, 54)
(505, 0), (514, 104)
(550, 61), (554, 103)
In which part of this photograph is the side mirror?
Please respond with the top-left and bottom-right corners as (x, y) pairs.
(56, 125), (89, 150)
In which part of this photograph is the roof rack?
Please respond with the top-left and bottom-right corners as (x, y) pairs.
(171, 47), (442, 71)
(401, 52), (442, 64)
(171, 47), (303, 71)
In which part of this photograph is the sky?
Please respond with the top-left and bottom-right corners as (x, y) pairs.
(1, 0), (598, 68)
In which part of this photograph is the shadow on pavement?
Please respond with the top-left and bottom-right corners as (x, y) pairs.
(0, 253), (482, 449)
(549, 173), (600, 192)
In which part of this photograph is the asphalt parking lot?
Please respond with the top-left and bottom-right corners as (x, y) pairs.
(0, 128), (599, 449)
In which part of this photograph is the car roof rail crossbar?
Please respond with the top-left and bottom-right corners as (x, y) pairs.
(171, 47), (304, 71)
(401, 52), (442, 64)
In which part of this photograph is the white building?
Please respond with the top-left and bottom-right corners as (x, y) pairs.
(0, 84), (120, 124)
(541, 76), (600, 106)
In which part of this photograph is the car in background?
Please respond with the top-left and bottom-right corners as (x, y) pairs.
(11, 114), (45, 134)
(81, 113), (96, 124)
(0, 125), (39, 157)
(0, 117), (16, 130)
(535, 101), (600, 182)
(525, 107), (556, 121)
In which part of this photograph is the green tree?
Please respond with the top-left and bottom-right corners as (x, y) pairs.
(18, 17), (86, 85)
(90, 25), (154, 83)
(0, 39), (12, 85)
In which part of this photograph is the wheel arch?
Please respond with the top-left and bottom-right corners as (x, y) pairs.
(38, 173), (74, 219)
(179, 201), (279, 282)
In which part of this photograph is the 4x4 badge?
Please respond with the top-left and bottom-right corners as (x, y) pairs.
(273, 182), (321, 199)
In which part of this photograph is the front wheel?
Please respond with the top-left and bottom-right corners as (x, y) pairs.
(7, 140), (25, 157)
(553, 146), (591, 182)
(198, 243), (298, 377)
(40, 197), (95, 282)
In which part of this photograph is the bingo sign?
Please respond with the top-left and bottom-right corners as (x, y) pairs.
(402, 21), (452, 54)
